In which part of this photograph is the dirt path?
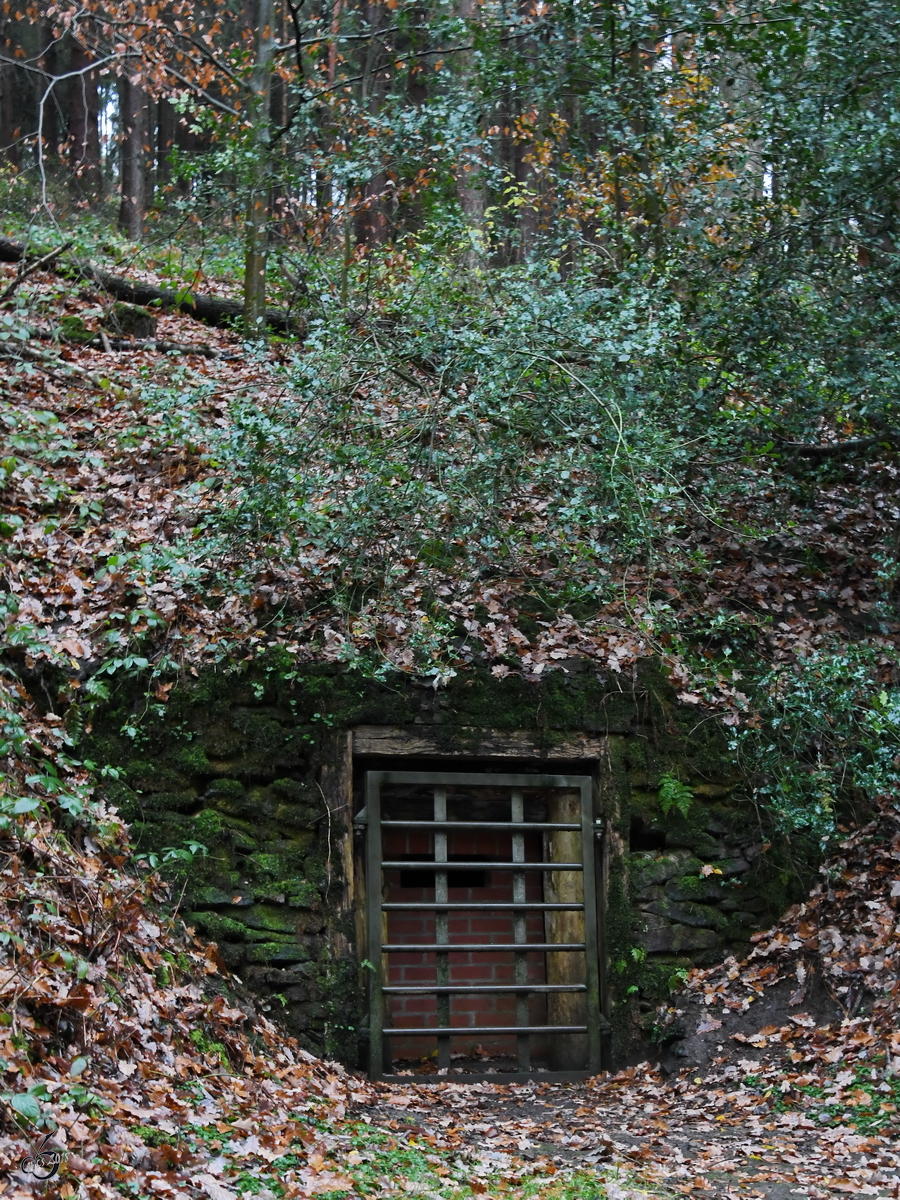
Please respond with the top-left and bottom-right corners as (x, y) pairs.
(364, 1074), (900, 1199)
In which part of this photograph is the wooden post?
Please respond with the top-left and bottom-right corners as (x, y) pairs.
(545, 789), (588, 1070)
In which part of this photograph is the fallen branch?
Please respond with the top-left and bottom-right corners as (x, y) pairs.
(1, 340), (115, 388)
(780, 433), (899, 458)
(0, 240), (73, 302)
(0, 237), (303, 336)
(24, 322), (237, 359)
(100, 335), (238, 359)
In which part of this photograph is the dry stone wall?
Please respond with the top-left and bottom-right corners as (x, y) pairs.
(89, 659), (820, 1066)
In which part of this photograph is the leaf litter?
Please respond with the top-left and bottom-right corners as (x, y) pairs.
(2, 256), (900, 703)
(1, 256), (900, 1200)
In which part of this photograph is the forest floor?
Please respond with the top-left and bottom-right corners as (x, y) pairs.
(367, 1069), (900, 1200)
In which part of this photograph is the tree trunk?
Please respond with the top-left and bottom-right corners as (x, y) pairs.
(354, 173), (388, 247)
(156, 96), (175, 191)
(118, 74), (148, 240)
(0, 58), (18, 165)
(41, 22), (60, 160)
(352, 0), (389, 250)
(455, 0), (486, 264)
(514, 130), (540, 261)
(243, 0), (275, 338)
(1, 14), (41, 167)
(68, 40), (102, 201)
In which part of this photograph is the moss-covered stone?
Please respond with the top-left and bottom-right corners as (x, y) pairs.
(245, 942), (309, 964)
(193, 808), (225, 841)
(630, 852), (700, 891)
(59, 314), (94, 343)
(142, 791), (197, 814)
(194, 886), (239, 906)
(86, 650), (826, 1068)
(639, 919), (722, 954)
(105, 302), (158, 338)
(188, 911), (293, 943)
(643, 898), (729, 931)
(664, 875), (728, 902)
(125, 761), (191, 793)
(241, 904), (300, 934)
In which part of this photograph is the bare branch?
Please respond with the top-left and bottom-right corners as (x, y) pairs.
(0, 242), (73, 304)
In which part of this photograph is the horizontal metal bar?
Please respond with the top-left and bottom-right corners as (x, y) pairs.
(383, 1025), (589, 1036)
(381, 821), (581, 831)
(382, 861), (583, 871)
(382, 903), (584, 911)
(382, 943), (586, 952)
(383, 985), (588, 994)
(372, 771), (593, 789)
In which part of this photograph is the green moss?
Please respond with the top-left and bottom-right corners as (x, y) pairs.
(247, 853), (283, 879)
(106, 302), (157, 338)
(177, 743), (211, 773)
(644, 897), (729, 931)
(188, 911), (293, 943)
(194, 885), (237, 906)
(287, 880), (322, 908)
(190, 1028), (229, 1067)
(207, 779), (244, 799)
(59, 314), (94, 344)
(245, 942), (309, 964)
(630, 854), (692, 891)
(142, 791), (197, 814)
(131, 1125), (175, 1148)
(664, 873), (727, 902)
(242, 904), (299, 934)
(194, 808), (225, 840)
(124, 761), (189, 793)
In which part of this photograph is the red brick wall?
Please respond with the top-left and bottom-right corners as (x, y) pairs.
(384, 828), (549, 1060)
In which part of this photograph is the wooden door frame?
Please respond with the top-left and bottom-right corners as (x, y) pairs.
(320, 726), (616, 1075)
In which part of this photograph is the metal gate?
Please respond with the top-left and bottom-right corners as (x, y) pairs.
(361, 770), (605, 1082)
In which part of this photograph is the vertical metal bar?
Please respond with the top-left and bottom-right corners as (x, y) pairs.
(593, 767), (611, 1071)
(580, 778), (602, 1074)
(434, 787), (450, 1071)
(366, 772), (384, 1079)
(511, 788), (530, 1072)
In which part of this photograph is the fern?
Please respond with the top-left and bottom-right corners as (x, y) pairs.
(658, 772), (693, 818)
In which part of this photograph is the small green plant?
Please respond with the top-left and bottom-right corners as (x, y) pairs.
(1, 1082), (49, 1124)
(133, 840), (208, 870)
(131, 1124), (177, 1148)
(658, 772), (693, 818)
(668, 966), (690, 991)
(189, 1028), (230, 1068)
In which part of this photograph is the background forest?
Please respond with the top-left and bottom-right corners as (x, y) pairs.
(2, 5), (900, 1196)
(3, 0), (900, 839)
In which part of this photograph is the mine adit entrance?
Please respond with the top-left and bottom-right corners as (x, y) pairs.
(358, 770), (610, 1082)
